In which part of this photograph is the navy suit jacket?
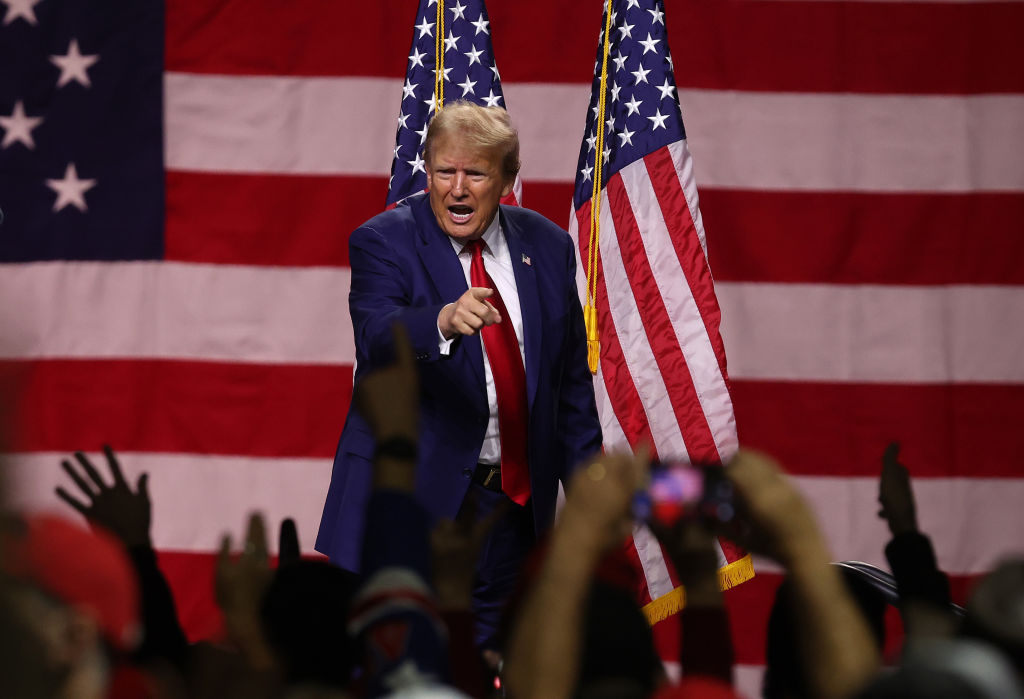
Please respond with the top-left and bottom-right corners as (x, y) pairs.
(315, 193), (602, 571)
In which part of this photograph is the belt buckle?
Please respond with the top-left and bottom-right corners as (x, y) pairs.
(482, 466), (500, 489)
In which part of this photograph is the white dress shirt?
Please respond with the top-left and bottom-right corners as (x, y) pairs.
(437, 214), (525, 465)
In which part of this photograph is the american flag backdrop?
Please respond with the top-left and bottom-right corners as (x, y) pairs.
(1, 0), (1022, 694)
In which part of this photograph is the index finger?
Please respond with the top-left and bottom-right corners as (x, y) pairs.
(882, 442), (901, 469)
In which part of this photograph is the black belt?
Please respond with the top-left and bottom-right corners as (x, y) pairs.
(471, 463), (502, 492)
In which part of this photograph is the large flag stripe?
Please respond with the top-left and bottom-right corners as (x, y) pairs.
(2, 360), (350, 458)
(703, 190), (1024, 285)
(165, 171), (386, 267)
(8, 453), (1015, 577)
(607, 174), (720, 462)
(164, 0), (1024, 94)
(4, 268), (1021, 385)
(0, 262), (353, 364)
(163, 169), (1024, 288)
(165, 74), (1024, 193)
(8, 366), (1019, 478)
(733, 380), (1024, 478)
(717, 283), (1024, 384)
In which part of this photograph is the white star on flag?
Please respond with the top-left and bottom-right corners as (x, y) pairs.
(647, 108), (669, 130)
(618, 127), (635, 147)
(464, 45), (484, 66)
(402, 80), (418, 100)
(458, 76), (477, 96)
(46, 162), (97, 212)
(2, 0), (41, 25)
(656, 78), (676, 100)
(408, 47), (426, 68)
(471, 14), (489, 35)
(631, 64), (650, 85)
(415, 17), (433, 38)
(443, 30), (460, 52)
(624, 95), (643, 116)
(617, 22), (634, 39)
(647, 7), (665, 25)
(482, 89), (502, 107)
(580, 164), (593, 182)
(50, 39), (100, 89)
(639, 32), (661, 55)
(0, 100), (43, 149)
(408, 153), (426, 175)
(448, 0), (467, 21)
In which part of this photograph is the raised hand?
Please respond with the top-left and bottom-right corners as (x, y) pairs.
(55, 445), (151, 548)
(216, 512), (276, 670)
(878, 441), (918, 536)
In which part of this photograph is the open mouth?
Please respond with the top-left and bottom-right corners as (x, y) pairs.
(448, 205), (474, 224)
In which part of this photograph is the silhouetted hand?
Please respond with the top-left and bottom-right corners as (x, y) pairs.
(431, 493), (508, 610)
(879, 441), (918, 536)
(55, 445), (151, 548)
(651, 518), (722, 607)
(562, 448), (649, 555)
(216, 512), (275, 670)
(355, 323), (419, 442)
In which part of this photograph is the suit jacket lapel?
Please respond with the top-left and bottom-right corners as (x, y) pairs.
(410, 196), (488, 402)
(501, 207), (541, 411)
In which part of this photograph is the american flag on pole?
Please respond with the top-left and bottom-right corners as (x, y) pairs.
(568, 0), (752, 625)
(2, 0), (1022, 694)
(387, 0), (521, 207)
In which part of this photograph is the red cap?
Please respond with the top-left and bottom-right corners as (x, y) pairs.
(2, 514), (141, 651)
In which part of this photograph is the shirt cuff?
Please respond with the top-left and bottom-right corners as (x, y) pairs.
(438, 324), (455, 356)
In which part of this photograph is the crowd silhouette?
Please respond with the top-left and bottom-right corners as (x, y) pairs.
(1, 326), (1020, 698)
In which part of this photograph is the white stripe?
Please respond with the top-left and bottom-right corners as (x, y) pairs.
(618, 157), (738, 461)
(4, 264), (1023, 385)
(718, 282), (1024, 384)
(735, 665), (763, 699)
(166, 74), (1024, 192)
(631, 523), (676, 601)
(0, 261), (353, 365)
(669, 140), (708, 258)
(2, 452), (332, 555)
(595, 199), (690, 458)
(4, 452), (1020, 573)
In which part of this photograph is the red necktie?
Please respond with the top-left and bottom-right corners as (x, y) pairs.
(466, 240), (530, 505)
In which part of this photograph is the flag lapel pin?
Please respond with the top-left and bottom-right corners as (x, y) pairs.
(522, 253), (531, 266)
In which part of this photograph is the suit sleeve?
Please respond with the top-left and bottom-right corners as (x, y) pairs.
(555, 234), (603, 479)
(349, 224), (446, 365)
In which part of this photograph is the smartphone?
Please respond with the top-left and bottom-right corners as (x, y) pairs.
(633, 460), (735, 527)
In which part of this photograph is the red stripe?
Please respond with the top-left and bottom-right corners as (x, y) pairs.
(165, 0), (1024, 93)
(606, 174), (718, 463)
(703, 190), (1024, 285)
(575, 204), (659, 454)
(643, 147), (731, 383)
(732, 380), (1024, 478)
(1, 360), (350, 458)
(165, 172), (391, 267)
(7, 361), (1022, 478)
(164, 173), (1024, 287)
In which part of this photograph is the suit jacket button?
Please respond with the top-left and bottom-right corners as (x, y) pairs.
(462, 467), (472, 478)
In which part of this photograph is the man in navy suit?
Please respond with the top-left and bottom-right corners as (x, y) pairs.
(316, 101), (602, 645)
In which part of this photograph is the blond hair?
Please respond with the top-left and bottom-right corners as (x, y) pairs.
(422, 100), (521, 181)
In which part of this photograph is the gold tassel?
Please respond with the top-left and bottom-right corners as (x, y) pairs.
(585, 304), (599, 374)
(640, 555), (756, 625)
